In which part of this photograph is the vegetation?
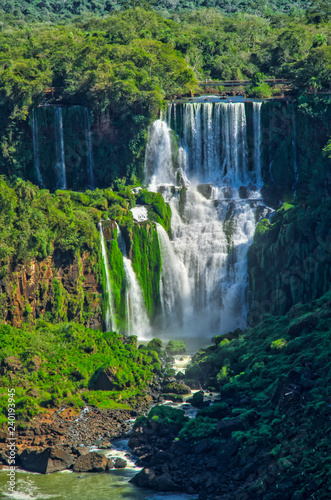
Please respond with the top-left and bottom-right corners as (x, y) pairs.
(0, 7), (330, 182)
(0, 176), (171, 328)
(248, 199), (331, 318)
(165, 340), (186, 355)
(0, 0), (314, 23)
(0, 321), (161, 425)
(180, 292), (331, 493)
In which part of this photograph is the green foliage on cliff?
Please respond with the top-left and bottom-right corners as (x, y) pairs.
(183, 293), (331, 493)
(0, 177), (169, 329)
(0, 322), (161, 424)
(177, 295), (331, 491)
(248, 200), (331, 317)
(131, 224), (162, 319)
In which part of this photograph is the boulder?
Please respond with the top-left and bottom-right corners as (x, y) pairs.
(217, 417), (245, 437)
(162, 382), (191, 395)
(90, 367), (118, 391)
(197, 184), (213, 200)
(165, 340), (186, 355)
(162, 394), (184, 403)
(146, 338), (163, 353)
(187, 390), (204, 408)
(114, 457), (127, 468)
(131, 468), (178, 491)
(73, 452), (113, 472)
(18, 447), (75, 473)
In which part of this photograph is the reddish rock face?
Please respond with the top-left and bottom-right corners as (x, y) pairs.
(0, 252), (102, 329)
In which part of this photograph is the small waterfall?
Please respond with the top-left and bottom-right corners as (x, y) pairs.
(156, 224), (190, 331)
(98, 222), (116, 332)
(252, 102), (262, 186)
(32, 109), (43, 186)
(84, 108), (95, 189)
(146, 101), (266, 338)
(54, 108), (67, 189)
(145, 120), (175, 187)
(116, 224), (151, 338)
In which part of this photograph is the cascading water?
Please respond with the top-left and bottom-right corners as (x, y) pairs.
(147, 100), (268, 338)
(84, 107), (95, 189)
(54, 107), (67, 189)
(116, 224), (151, 338)
(253, 102), (263, 187)
(98, 222), (116, 332)
(32, 109), (43, 186)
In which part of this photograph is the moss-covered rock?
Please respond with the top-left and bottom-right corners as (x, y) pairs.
(165, 340), (186, 355)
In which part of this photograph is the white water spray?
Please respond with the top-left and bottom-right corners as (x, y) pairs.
(146, 101), (265, 338)
(98, 222), (116, 332)
(54, 107), (67, 189)
(116, 224), (151, 339)
(32, 109), (43, 186)
(253, 102), (263, 187)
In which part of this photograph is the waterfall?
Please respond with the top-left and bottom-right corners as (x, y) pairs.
(146, 101), (266, 338)
(156, 224), (190, 331)
(253, 102), (262, 187)
(54, 108), (67, 189)
(32, 109), (43, 186)
(98, 222), (116, 332)
(181, 102), (251, 186)
(84, 108), (95, 189)
(145, 120), (175, 188)
(116, 224), (151, 339)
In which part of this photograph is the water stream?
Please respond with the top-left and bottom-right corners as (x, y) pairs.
(146, 101), (267, 339)
(54, 107), (67, 190)
(98, 222), (116, 332)
(31, 109), (43, 186)
(116, 225), (151, 339)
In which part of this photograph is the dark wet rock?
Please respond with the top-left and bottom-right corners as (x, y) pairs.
(149, 451), (174, 466)
(114, 457), (127, 468)
(271, 371), (303, 414)
(217, 417), (245, 437)
(239, 184), (257, 199)
(73, 452), (113, 472)
(18, 447), (75, 473)
(186, 390), (204, 408)
(197, 184), (213, 200)
(184, 379), (202, 390)
(217, 439), (239, 467)
(131, 468), (178, 491)
(90, 367), (118, 391)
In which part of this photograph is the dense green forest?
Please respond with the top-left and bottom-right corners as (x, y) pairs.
(0, 0), (323, 22)
(0, 6), (330, 185)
